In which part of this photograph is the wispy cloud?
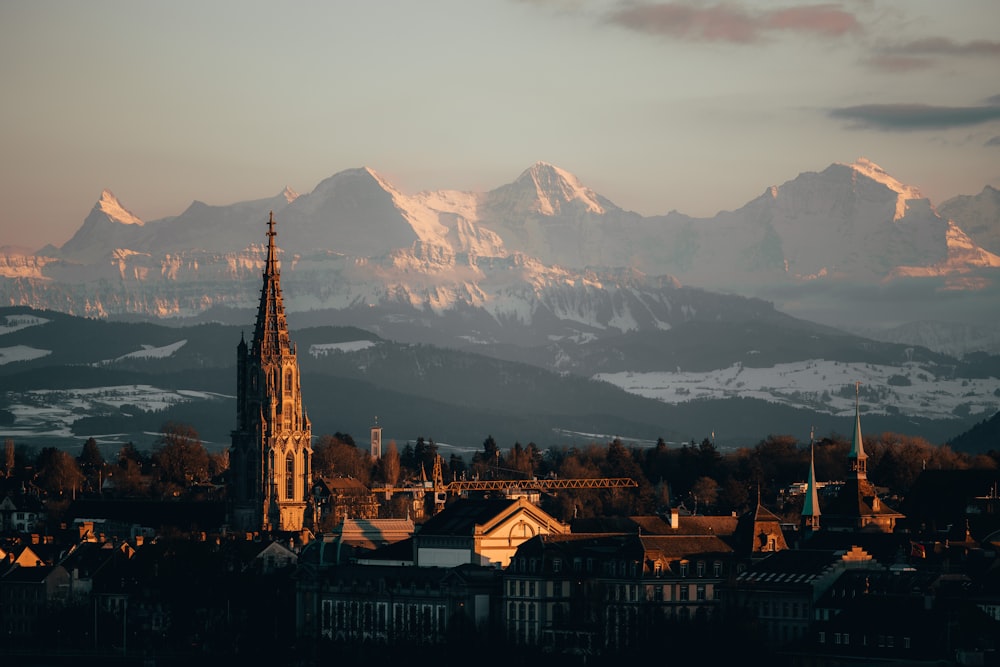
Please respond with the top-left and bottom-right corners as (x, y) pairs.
(868, 37), (1000, 72)
(829, 101), (1000, 131)
(605, 2), (861, 44)
(986, 136), (1000, 147)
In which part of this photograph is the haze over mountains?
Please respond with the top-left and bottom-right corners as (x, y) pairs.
(1, 159), (998, 452)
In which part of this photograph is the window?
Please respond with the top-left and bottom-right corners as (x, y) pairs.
(285, 452), (295, 499)
(696, 561), (705, 577)
(679, 585), (689, 601)
(696, 585), (706, 601)
(552, 559), (561, 573)
(680, 561), (689, 577)
(713, 561), (722, 577)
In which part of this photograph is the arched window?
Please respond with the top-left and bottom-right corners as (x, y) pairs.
(285, 369), (293, 394)
(285, 452), (295, 500)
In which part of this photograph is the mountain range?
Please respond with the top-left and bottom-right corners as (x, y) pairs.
(0, 159), (998, 453)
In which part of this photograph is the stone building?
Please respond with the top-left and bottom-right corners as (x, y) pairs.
(230, 213), (313, 533)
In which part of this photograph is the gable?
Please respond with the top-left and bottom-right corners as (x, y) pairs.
(477, 498), (568, 537)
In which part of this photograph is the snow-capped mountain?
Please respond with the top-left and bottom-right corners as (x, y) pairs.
(1, 159), (997, 353)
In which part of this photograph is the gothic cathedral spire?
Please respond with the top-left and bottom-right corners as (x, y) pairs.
(230, 212), (312, 533)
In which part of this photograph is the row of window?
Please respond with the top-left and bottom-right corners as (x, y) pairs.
(516, 556), (723, 578)
(506, 579), (719, 604)
(756, 599), (808, 618)
(320, 599), (447, 642)
(818, 631), (911, 649)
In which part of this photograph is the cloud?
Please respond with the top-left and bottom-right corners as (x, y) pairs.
(605, 2), (861, 43)
(986, 136), (1000, 147)
(868, 37), (1000, 72)
(829, 102), (1000, 131)
(883, 37), (1000, 57)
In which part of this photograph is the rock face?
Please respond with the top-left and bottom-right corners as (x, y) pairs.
(1, 159), (998, 352)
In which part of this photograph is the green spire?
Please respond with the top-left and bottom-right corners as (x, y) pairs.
(802, 438), (821, 523)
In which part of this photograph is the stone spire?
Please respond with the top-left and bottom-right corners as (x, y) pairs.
(230, 212), (312, 534)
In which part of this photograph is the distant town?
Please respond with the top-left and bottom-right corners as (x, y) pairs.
(2, 217), (998, 666)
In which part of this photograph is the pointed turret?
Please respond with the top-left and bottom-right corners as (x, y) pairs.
(801, 433), (821, 533)
(848, 382), (868, 479)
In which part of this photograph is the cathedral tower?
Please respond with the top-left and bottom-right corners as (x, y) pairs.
(230, 213), (312, 533)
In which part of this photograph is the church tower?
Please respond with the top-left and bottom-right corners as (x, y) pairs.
(230, 212), (312, 533)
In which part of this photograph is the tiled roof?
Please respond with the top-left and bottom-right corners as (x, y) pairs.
(639, 535), (733, 558)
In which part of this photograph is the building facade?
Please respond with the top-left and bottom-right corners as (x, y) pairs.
(230, 213), (313, 533)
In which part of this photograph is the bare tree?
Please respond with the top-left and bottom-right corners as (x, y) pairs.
(380, 440), (401, 487)
(36, 447), (85, 498)
(153, 422), (210, 495)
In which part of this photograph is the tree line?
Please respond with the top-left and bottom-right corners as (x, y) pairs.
(4, 423), (998, 525)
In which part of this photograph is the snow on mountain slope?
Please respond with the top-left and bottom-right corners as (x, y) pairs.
(939, 185), (1000, 256)
(92, 339), (188, 366)
(1, 159), (996, 354)
(596, 358), (1000, 422)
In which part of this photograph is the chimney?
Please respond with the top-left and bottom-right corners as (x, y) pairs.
(670, 507), (679, 530)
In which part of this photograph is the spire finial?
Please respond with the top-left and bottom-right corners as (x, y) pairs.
(265, 211), (278, 275)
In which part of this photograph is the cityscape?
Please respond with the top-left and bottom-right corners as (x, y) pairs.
(1, 217), (998, 666)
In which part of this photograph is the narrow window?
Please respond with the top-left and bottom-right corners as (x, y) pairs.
(285, 452), (295, 499)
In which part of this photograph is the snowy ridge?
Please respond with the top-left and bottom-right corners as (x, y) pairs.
(1, 158), (997, 354)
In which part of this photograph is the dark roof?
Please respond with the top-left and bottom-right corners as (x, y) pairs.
(737, 548), (853, 580)
(801, 530), (909, 565)
(571, 516), (637, 534)
(1, 564), (68, 584)
(66, 499), (227, 532)
(416, 498), (517, 537)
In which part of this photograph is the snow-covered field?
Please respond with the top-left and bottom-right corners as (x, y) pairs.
(2, 385), (231, 445)
(595, 359), (1000, 421)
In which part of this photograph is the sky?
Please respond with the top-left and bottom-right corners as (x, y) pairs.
(1, 0), (999, 252)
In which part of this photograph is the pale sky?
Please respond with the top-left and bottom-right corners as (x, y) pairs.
(2, 0), (998, 252)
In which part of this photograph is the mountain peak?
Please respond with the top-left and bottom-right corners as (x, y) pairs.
(96, 189), (144, 226)
(840, 157), (924, 221)
(281, 186), (299, 204)
(512, 162), (605, 215)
